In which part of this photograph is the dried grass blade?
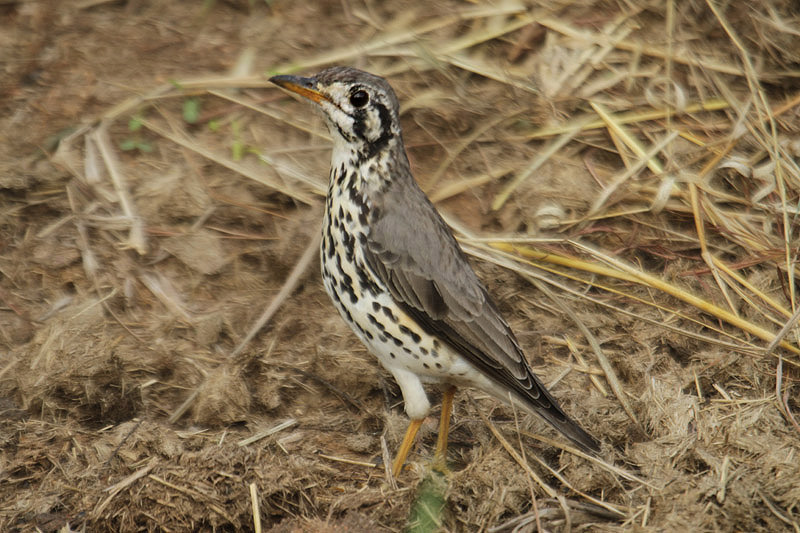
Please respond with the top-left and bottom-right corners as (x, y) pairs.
(471, 397), (558, 499)
(710, 255), (793, 321)
(492, 117), (594, 210)
(232, 232), (321, 358)
(538, 17), (744, 76)
(570, 241), (800, 357)
(139, 118), (316, 204)
(92, 125), (148, 254)
(237, 419), (298, 447)
(439, 54), (538, 93)
(584, 130), (679, 220)
(524, 273), (641, 430)
(94, 459), (157, 516)
(250, 482), (262, 533)
(523, 99), (729, 140)
(477, 242), (765, 351)
(429, 165), (517, 203)
(488, 242), (639, 284)
(590, 101), (665, 175)
(272, 15), (462, 74)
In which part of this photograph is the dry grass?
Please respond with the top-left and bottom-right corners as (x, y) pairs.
(1, 0), (799, 531)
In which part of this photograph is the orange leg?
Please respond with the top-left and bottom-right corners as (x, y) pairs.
(433, 386), (457, 468)
(392, 418), (423, 477)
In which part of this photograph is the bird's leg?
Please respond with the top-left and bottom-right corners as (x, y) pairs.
(433, 386), (457, 471)
(392, 418), (423, 477)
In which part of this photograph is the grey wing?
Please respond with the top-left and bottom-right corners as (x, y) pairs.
(363, 180), (599, 453)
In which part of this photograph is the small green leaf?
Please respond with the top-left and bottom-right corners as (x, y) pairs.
(120, 139), (138, 151)
(183, 98), (201, 124)
(207, 119), (220, 132)
(232, 139), (244, 161)
(120, 138), (153, 152)
(406, 472), (447, 533)
(128, 116), (143, 132)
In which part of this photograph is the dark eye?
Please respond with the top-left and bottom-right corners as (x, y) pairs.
(350, 90), (369, 108)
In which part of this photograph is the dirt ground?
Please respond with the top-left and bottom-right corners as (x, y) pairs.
(2, 1), (800, 531)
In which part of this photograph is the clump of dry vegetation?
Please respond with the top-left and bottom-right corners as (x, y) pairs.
(1, 0), (799, 531)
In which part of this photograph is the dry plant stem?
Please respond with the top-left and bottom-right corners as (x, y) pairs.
(513, 398), (544, 533)
(169, 234), (318, 423)
(317, 453), (380, 469)
(756, 489), (799, 529)
(237, 419), (298, 447)
(94, 458), (157, 517)
(470, 397), (557, 500)
(232, 231), (322, 358)
(487, 241), (638, 284)
(148, 474), (234, 523)
(568, 241), (800, 358)
(521, 99), (729, 140)
(380, 434), (397, 490)
(583, 129), (679, 221)
(524, 432), (655, 488)
(707, 0), (797, 310)
(766, 306), (800, 437)
(687, 136), (799, 344)
(523, 434), (634, 515)
(274, 4), (529, 77)
(522, 273), (641, 431)
(538, 17), (745, 76)
(559, 493), (572, 533)
(531, 489), (543, 533)
(487, 500), (623, 532)
(471, 397), (627, 518)
(140, 273), (192, 322)
(140, 118), (316, 205)
(590, 101), (666, 175)
(565, 337), (608, 397)
(492, 116), (594, 210)
(167, 389), (200, 425)
(478, 243), (768, 355)
(91, 125), (147, 254)
(710, 256), (794, 321)
(249, 482), (262, 533)
(428, 164), (518, 203)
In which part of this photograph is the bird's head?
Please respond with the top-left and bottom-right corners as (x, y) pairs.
(270, 66), (403, 161)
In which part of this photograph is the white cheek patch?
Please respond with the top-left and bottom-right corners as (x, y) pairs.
(363, 109), (382, 141)
(321, 103), (356, 142)
(327, 107), (352, 128)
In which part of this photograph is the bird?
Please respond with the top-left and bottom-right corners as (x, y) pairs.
(270, 66), (599, 476)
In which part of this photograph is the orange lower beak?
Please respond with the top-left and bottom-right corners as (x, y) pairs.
(270, 74), (330, 105)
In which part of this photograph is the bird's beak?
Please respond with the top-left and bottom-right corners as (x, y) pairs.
(269, 74), (330, 105)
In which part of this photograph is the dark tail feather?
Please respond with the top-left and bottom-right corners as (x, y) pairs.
(535, 404), (600, 454)
(512, 387), (600, 454)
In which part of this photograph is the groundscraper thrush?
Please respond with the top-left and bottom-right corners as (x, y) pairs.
(270, 67), (599, 476)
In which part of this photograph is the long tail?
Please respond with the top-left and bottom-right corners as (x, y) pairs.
(511, 387), (600, 454)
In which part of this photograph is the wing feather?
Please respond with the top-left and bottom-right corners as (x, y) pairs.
(362, 172), (599, 452)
